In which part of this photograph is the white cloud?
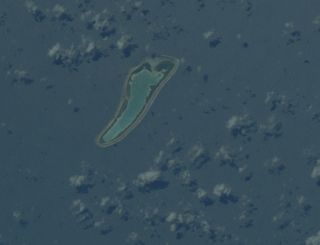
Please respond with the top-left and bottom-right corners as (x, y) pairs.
(306, 230), (320, 245)
(134, 169), (161, 187)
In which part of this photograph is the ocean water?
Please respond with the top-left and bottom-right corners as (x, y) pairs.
(1, 0), (320, 244)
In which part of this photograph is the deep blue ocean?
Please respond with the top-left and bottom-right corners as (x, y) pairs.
(1, 0), (320, 244)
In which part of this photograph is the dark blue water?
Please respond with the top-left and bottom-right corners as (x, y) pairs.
(1, 0), (320, 244)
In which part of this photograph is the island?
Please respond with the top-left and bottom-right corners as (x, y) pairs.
(96, 55), (180, 148)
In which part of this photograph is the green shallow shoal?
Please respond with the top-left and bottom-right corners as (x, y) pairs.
(96, 55), (179, 148)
